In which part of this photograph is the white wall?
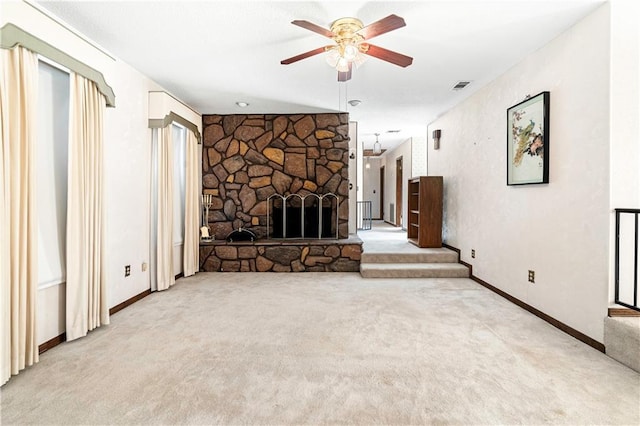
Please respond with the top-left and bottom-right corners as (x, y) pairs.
(380, 138), (412, 228)
(609, 0), (640, 301)
(411, 135), (428, 177)
(2, 1), (200, 344)
(427, 5), (610, 342)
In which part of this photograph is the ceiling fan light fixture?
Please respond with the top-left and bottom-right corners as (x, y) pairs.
(343, 43), (358, 60)
(326, 44), (365, 71)
(336, 57), (350, 72)
(325, 48), (340, 68)
(352, 51), (367, 68)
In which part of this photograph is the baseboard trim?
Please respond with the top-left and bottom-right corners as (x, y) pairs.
(384, 220), (399, 227)
(38, 289), (152, 355)
(39, 333), (66, 355)
(109, 289), (152, 316)
(443, 243), (606, 353)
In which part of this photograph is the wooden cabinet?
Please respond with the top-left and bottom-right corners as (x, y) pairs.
(407, 176), (443, 248)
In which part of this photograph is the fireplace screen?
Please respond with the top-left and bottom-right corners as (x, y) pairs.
(267, 194), (339, 239)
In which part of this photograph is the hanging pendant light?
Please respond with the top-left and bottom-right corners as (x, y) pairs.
(373, 133), (382, 155)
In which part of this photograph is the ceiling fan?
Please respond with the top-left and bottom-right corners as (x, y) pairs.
(281, 14), (413, 82)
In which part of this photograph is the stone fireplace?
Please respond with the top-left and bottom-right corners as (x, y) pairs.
(201, 113), (350, 239)
(199, 113), (361, 272)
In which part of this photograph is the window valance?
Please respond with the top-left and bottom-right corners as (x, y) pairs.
(0, 23), (116, 107)
(148, 112), (202, 144)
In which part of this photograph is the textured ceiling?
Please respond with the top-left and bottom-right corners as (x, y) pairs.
(36, 0), (604, 151)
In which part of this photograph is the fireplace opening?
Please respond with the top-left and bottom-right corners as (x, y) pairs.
(268, 194), (339, 239)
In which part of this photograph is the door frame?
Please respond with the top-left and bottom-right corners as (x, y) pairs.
(379, 165), (385, 220)
(395, 156), (403, 227)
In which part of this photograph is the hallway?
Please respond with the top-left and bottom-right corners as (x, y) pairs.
(357, 220), (425, 254)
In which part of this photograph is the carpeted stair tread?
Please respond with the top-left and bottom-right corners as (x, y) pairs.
(360, 262), (470, 278)
(361, 249), (458, 264)
(604, 316), (640, 373)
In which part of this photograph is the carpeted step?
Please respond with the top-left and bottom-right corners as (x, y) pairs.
(361, 249), (458, 264)
(604, 315), (640, 373)
(360, 262), (470, 278)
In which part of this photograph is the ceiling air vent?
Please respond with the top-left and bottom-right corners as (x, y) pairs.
(452, 81), (471, 91)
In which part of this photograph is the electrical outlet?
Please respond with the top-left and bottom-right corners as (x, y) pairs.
(471, 249), (476, 259)
(528, 270), (535, 283)
(141, 262), (147, 272)
(125, 265), (131, 277)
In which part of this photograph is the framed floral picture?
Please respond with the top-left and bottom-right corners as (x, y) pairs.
(507, 91), (550, 185)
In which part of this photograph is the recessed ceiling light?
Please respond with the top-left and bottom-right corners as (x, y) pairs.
(348, 99), (362, 107)
(236, 101), (249, 107)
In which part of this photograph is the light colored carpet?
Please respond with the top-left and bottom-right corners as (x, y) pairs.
(1, 272), (639, 425)
(360, 221), (429, 254)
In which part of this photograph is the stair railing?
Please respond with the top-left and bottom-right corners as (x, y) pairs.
(357, 201), (372, 230)
(615, 208), (640, 312)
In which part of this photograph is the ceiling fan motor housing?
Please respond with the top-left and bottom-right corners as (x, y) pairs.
(330, 18), (365, 55)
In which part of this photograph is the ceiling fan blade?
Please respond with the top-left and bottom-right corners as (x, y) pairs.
(337, 63), (352, 82)
(291, 20), (335, 38)
(356, 14), (406, 40)
(281, 46), (328, 65)
(362, 43), (413, 68)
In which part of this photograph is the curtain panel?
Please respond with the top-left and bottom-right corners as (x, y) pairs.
(65, 73), (109, 341)
(183, 129), (199, 277)
(0, 46), (39, 385)
(156, 125), (175, 291)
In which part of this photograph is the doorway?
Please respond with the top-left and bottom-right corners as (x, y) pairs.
(395, 156), (403, 227)
(379, 166), (385, 220)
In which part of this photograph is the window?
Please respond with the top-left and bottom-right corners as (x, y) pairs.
(36, 59), (70, 289)
(150, 122), (187, 286)
(172, 124), (186, 245)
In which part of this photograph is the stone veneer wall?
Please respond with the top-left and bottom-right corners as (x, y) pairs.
(199, 240), (362, 272)
(202, 113), (350, 240)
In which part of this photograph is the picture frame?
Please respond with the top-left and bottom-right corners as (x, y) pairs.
(507, 91), (550, 185)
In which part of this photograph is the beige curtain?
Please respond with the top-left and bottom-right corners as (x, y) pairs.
(157, 125), (175, 291)
(183, 130), (199, 277)
(0, 46), (39, 385)
(66, 73), (109, 341)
